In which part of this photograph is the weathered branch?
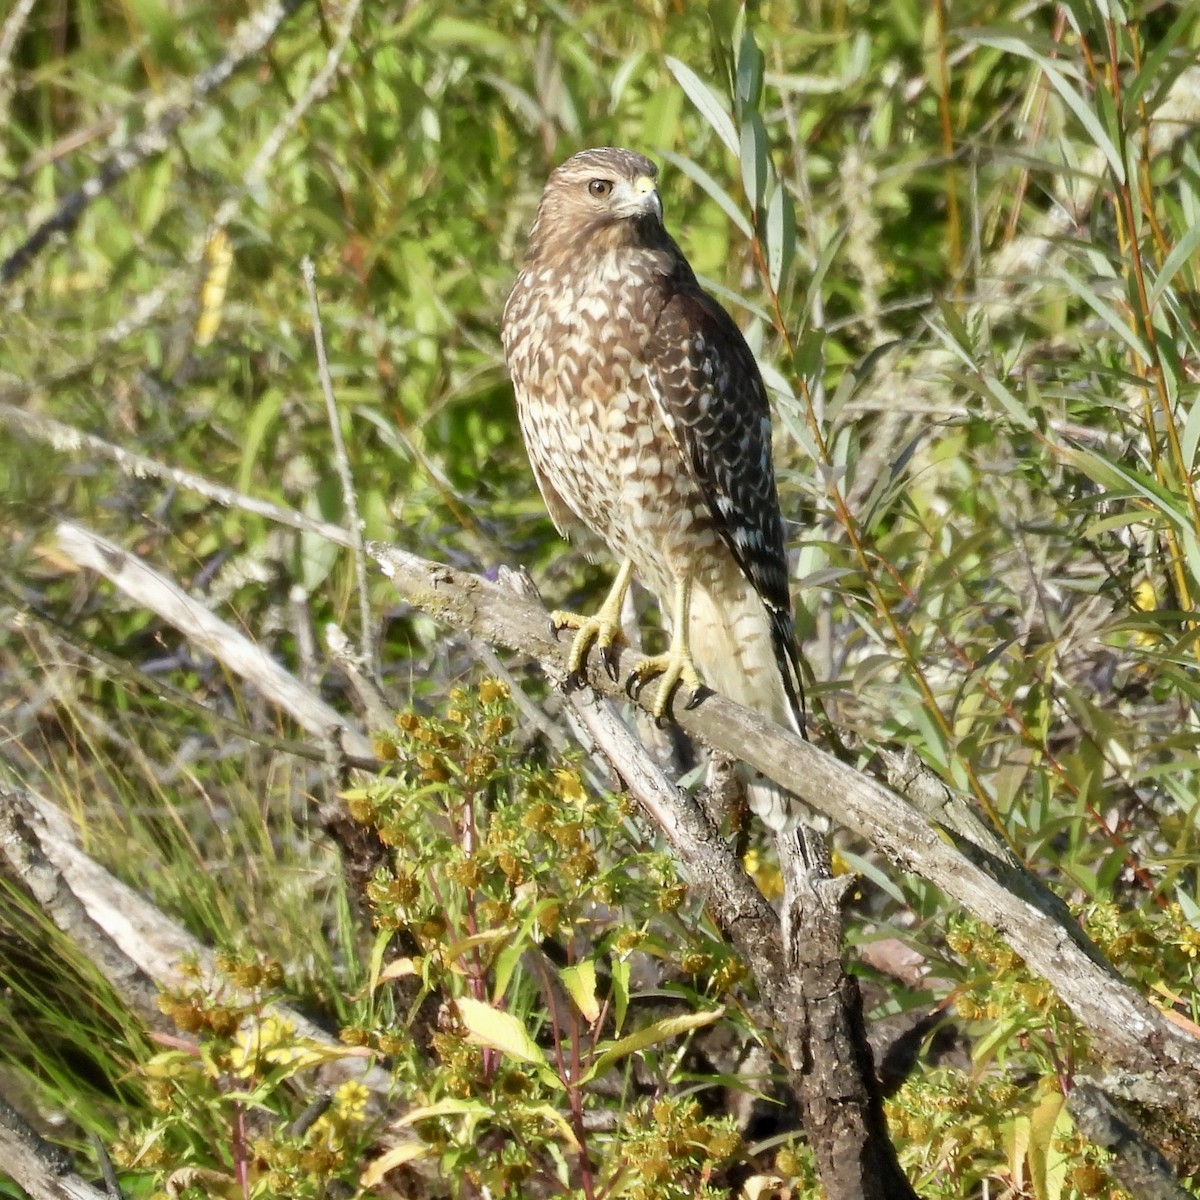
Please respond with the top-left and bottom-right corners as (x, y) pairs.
(1067, 1083), (1194, 1200)
(0, 780), (394, 1100)
(0, 407), (352, 546)
(369, 540), (1200, 1118)
(0, 783), (169, 1030)
(0, 0), (310, 285)
(0, 1093), (108, 1200)
(54, 521), (373, 762)
(562, 682), (916, 1198)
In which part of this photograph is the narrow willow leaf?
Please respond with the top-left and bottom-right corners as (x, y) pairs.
(1041, 67), (1125, 183)
(740, 111), (768, 214)
(660, 151), (753, 239)
(735, 26), (763, 112)
(1182, 527), (1200, 594)
(1125, 5), (1192, 114)
(1182, 396), (1200, 475)
(610, 53), (645, 111)
(1148, 221), (1200, 310)
(665, 56), (740, 159)
(800, 223), (846, 329)
(967, 31), (1124, 182)
(1053, 268), (1149, 365)
(583, 1008), (723, 1081)
(765, 179), (796, 294)
(610, 956), (630, 1035)
(426, 16), (514, 52)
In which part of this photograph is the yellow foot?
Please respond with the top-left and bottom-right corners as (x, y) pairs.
(551, 608), (626, 685)
(551, 559), (635, 687)
(626, 647), (706, 720)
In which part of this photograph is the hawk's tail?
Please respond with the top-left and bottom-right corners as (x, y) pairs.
(687, 575), (813, 833)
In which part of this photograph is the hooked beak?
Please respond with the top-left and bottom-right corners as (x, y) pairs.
(614, 174), (663, 221)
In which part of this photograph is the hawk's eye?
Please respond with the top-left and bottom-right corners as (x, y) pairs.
(588, 179), (613, 198)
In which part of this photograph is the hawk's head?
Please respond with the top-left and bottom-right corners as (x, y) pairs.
(524, 147), (667, 258)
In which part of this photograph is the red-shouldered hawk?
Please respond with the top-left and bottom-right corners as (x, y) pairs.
(501, 147), (805, 831)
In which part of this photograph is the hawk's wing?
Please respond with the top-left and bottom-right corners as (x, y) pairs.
(644, 286), (804, 720)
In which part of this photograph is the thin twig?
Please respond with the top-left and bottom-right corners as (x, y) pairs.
(0, 0), (310, 285)
(0, 0), (37, 128)
(0, 404), (352, 547)
(303, 257), (376, 676)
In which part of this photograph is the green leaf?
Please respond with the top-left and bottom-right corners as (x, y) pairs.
(739, 110), (769, 215)
(491, 942), (523, 1005)
(361, 1142), (429, 1189)
(368, 927), (394, 995)
(735, 27), (764, 112)
(582, 1008), (723, 1081)
(425, 16), (512, 54)
(1027, 1088), (1069, 1200)
(559, 960), (600, 1023)
(236, 388), (284, 494)
(1124, 6), (1195, 119)
(1181, 391), (1200, 473)
(392, 1097), (492, 1129)
(610, 956), (630, 1035)
(966, 30), (1125, 182)
(1148, 221), (1200, 311)
(765, 179), (796, 294)
(455, 997), (549, 1070)
(665, 57), (740, 159)
(660, 151), (753, 239)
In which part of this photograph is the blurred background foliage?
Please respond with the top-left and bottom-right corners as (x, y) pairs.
(3, 0), (1200, 1196)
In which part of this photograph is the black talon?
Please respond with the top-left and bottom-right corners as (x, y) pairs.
(549, 618), (560, 638)
(684, 686), (708, 711)
(625, 671), (641, 699)
(602, 645), (620, 682)
(570, 666), (588, 690)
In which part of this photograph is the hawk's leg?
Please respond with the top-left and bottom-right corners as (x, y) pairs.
(551, 557), (634, 685)
(626, 574), (705, 719)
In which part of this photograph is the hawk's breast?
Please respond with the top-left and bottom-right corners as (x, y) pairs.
(503, 248), (720, 596)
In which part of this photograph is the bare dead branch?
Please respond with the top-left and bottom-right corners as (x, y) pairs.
(0, 405), (352, 546)
(1067, 1083), (1194, 1200)
(563, 685), (916, 1197)
(369, 539), (1200, 1118)
(5, 781), (394, 1100)
(1, 578), (370, 770)
(0, 0), (310, 285)
(0, 1092), (109, 1200)
(0, 784), (169, 1029)
(54, 522), (375, 762)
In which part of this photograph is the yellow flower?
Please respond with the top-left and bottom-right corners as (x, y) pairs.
(333, 1080), (370, 1123)
(228, 1016), (325, 1077)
